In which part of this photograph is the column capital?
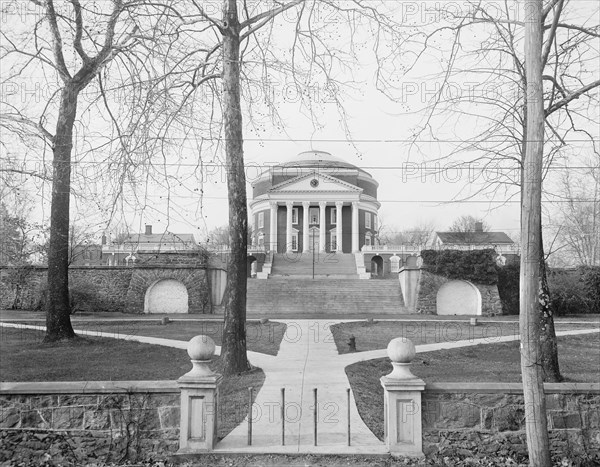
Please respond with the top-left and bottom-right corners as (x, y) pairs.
(285, 201), (294, 208)
(319, 201), (327, 208)
(270, 201), (278, 208)
(352, 201), (359, 208)
(302, 201), (310, 208)
(335, 201), (344, 208)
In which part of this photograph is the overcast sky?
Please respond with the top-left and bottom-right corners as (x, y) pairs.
(1, 0), (597, 243)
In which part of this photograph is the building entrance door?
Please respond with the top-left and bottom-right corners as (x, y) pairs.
(309, 227), (320, 251)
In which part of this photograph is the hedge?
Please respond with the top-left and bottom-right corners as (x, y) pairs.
(494, 265), (600, 316)
(420, 249), (498, 285)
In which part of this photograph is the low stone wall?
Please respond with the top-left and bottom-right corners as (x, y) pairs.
(70, 268), (134, 313)
(136, 251), (207, 266)
(0, 381), (180, 465)
(422, 383), (600, 460)
(0, 265), (213, 314)
(362, 252), (419, 278)
(125, 267), (211, 314)
(416, 270), (502, 315)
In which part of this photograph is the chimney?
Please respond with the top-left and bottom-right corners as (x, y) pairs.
(475, 222), (483, 232)
(101, 234), (107, 245)
(145, 225), (152, 235)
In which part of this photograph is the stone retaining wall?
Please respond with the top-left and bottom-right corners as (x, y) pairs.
(0, 382), (180, 465)
(416, 270), (502, 315)
(0, 265), (212, 314)
(422, 383), (600, 460)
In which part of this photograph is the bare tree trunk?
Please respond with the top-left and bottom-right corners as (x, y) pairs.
(520, 0), (551, 464)
(538, 229), (562, 382)
(45, 85), (78, 342)
(220, 0), (251, 375)
(521, 57), (561, 385)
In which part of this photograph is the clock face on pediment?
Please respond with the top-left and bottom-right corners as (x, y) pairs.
(269, 173), (361, 193)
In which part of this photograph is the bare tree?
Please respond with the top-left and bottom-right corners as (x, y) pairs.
(0, 201), (47, 266)
(206, 225), (230, 249)
(549, 161), (600, 266)
(401, 0), (599, 382)
(164, 0), (407, 374)
(1, 0), (178, 341)
(520, 0), (552, 462)
(379, 221), (436, 250)
(446, 215), (491, 243)
(448, 215), (490, 233)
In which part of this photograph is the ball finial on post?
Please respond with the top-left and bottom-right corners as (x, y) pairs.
(385, 337), (418, 380)
(184, 335), (216, 378)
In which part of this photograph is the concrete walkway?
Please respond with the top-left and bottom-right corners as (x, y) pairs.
(216, 320), (387, 454)
(338, 327), (600, 366)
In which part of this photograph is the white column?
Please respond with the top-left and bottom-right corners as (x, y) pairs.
(286, 201), (293, 253)
(269, 201), (277, 252)
(302, 201), (310, 253)
(319, 201), (326, 252)
(352, 201), (359, 253)
(336, 201), (343, 253)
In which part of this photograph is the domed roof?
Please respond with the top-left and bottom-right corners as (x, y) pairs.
(279, 150), (364, 172)
(251, 149), (378, 201)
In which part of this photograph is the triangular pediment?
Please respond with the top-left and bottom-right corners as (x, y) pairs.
(269, 172), (362, 193)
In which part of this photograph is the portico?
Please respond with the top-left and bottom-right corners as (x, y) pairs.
(269, 200), (359, 253)
(250, 151), (380, 254)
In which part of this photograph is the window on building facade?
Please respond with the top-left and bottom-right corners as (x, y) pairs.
(331, 207), (337, 224)
(309, 207), (319, 224)
(258, 212), (264, 229)
(258, 232), (264, 247)
(292, 208), (299, 224)
(373, 214), (378, 230)
(365, 232), (372, 246)
(291, 232), (298, 251)
(365, 212), (371, 229)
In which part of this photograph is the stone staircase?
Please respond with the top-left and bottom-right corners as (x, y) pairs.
(270, 252), (358, 279)
(246, 278), (406, 316)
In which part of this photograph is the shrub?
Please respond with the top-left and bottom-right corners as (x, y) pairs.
(420, 249), (498, 285)
(69, 282), (100, 313)
(497, 262), (520, 315)
(582, 266), (600, 313)
(548, 267), (599, 315)
(35, 282), (101, 314)
(494, 264), (600, 316)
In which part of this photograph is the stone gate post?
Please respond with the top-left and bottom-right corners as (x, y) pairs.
(177, 335), (222, 453)
(380, 337), (425, 457)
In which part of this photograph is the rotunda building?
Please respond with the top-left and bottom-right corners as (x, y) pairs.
(249, 150), (380, 253)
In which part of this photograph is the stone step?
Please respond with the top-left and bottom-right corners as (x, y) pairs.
(246, 277), (405, 316)
(271, 253), (357, 277)
(269, 274), (359, 279)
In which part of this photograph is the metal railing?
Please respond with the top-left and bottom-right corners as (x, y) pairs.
(246, 386), (353, 447)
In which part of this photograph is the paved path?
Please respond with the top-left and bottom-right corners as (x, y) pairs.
(216, 320), (386, 454)
(3, 309), (599, 324)
(2, 319), (599, 455)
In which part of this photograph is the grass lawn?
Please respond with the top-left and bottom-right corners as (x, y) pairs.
(330, 320), (598, 353)
(346, 333), (600, 441)
(68, 320), (287, 356)
(0, 327), (264, 439)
